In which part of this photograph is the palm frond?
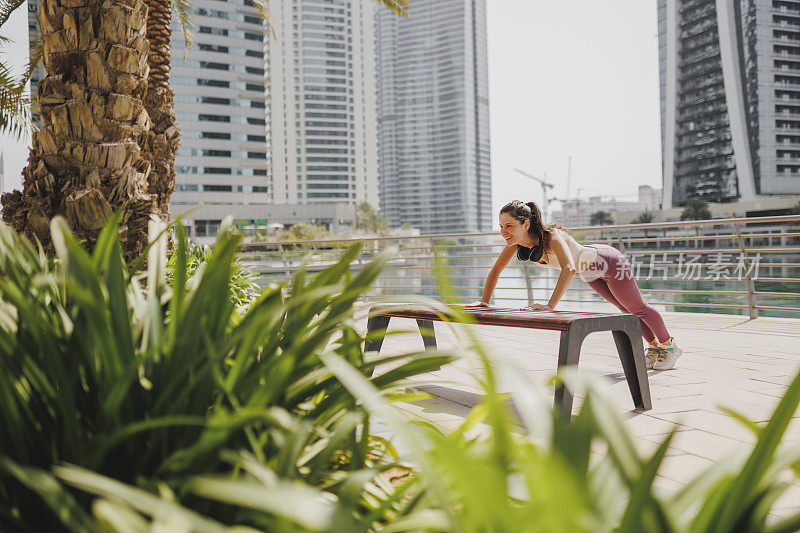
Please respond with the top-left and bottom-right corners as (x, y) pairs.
(0, 59), (36, 140)
(373, 0), (409, 18)
(0, 30), (42, 140)
(172, 0), (196, 57)
(0, 0), (26, 28)
(248, 0), (274, 39)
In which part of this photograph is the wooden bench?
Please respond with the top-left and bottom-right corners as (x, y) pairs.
(366, 305), (652, 416)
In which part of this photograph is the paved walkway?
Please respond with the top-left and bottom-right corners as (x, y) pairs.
(360, 310), (800, 519)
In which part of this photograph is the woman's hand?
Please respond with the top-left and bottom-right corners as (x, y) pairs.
(465, 301), (490, 309)
(520, 303), (553, 311)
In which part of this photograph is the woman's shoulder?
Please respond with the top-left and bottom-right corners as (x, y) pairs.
(551, 227), (578, 244)
(548, 227), (569, 244)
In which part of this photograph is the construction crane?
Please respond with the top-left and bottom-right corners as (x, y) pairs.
(513, 168), (556, 222)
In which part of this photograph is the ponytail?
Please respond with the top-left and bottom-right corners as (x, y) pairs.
(525, 201), (546, 248)
(500, 200), (567, 252)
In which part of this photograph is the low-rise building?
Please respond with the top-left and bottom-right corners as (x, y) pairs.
(551, 185), (662, 227)
(615, 196), (800, 225)
(178, 203), (355, 240)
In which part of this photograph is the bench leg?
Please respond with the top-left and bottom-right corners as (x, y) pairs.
(366, 315), (391, 378)
(365, 315), (390, 354)
(416, 319), (437, 350)
(554, 329), (585, 418)
(612, 326), (652, 411)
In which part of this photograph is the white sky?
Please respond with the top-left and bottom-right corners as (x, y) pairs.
(0, 4), (31, 192)
(486, 0), (662, 218)
(1, 0), (663, 217)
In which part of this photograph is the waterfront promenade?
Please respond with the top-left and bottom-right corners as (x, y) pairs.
(361, 309), (800, 519)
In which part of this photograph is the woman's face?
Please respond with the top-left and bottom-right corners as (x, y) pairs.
(499, 212), (530, 246)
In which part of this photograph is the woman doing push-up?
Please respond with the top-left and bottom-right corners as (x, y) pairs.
(467, 200), (683, 370)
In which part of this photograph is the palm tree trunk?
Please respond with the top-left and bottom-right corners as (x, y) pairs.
(1, 0), (154, 258)
(141, 0), (179, 217)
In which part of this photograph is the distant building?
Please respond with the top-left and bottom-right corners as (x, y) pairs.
(168, 0), (270, 224)
(552, 197), (636, 228)
(551, 186), (662, 227)
(27, 0), (45, 127)
(615, 195), (800, 224)
(267, 0), (379, 206)
(375, 0), (492, 234)
(637, 185), (662, 211)
(169, 0), (379, 236)
(187, 202), (355, 240)
(658, 0), (800, 207)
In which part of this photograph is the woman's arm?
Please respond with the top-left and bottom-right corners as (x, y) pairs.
(546, 233), (577, 310)
(469, 245), (516, 307)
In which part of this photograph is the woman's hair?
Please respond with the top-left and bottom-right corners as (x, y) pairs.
(500, 200), (565, 251)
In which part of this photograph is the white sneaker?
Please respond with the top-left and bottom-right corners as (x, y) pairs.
(653, 338), (683, 370)
(644, 343), (661, 370)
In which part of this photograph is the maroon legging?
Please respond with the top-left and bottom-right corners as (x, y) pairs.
(583, 245), (670, 344)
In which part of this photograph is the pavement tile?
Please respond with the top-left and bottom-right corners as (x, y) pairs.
(358, 310), (800, 516)
(650, 409), (759, 443)
(772, 483), (800, 512)
(652, 475), (685, 496)
(657, 453), (717, 484)
(624, 413), (690, 438)
(642, 429), (752, 462)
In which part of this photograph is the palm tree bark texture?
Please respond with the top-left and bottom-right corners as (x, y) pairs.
(0, 0), (154, 258)
(141, 0), (179, 215)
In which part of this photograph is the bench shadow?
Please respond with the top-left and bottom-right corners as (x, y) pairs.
(414, 370), (639, 424)
(414, 385), (555, 425)
(415, 385), (483, 409)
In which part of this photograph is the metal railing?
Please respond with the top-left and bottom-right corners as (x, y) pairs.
(237, 214), (800, 319)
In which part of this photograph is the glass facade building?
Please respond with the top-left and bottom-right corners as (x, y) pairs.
(169, 0), (270, 216)
(266, 0), (379, 206)
(375, 0), (492, 234)
(27, 0), (45, 127)
(660, 0), (800, 207)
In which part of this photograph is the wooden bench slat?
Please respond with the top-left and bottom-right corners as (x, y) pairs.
(369, 305), (626, 332)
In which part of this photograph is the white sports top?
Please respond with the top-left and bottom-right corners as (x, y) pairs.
(522, 228), (598, 273)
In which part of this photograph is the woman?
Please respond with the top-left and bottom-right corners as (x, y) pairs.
(467, 200), (682, 370)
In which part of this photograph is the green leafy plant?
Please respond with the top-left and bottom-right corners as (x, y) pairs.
(166, 242), (261, 310)
(356, 201), (389, 234)
(590, 211), (614, 226)
(13, 327), (800, 532)
(632, 212), (655, 224)
(0, 215), (451, 530)
(681, 199), (713, 221)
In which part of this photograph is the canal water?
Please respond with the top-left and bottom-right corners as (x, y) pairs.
(466, 254), (800, 319)
(249, 242), (800, 319)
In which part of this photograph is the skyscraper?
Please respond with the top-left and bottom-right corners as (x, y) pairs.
(267, 0), (379, 206)
(659, 0), (800, 207)
(375, 0), (492, 234)
(169, 0), (270, 220)
(27, 0), (45, 126)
